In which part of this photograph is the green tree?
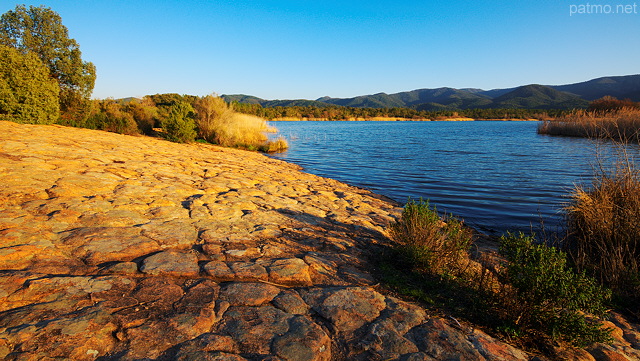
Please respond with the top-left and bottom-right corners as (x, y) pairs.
(162, 101), (196, 143)
(0, 5), (96, 112)
(0, 44), (59, 124)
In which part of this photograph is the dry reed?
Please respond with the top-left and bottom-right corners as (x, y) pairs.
(538, 108), (640, 143)
(565, 150), (640, 298)
(388, 199), (474, 277)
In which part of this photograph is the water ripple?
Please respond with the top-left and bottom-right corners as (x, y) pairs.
(270, 121), (638, 235)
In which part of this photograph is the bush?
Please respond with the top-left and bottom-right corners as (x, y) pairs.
(388, 198), (473, 276)
(498, 232), (612, 346)
(380, 199), (613, 353)
(161, 101), (197, 143)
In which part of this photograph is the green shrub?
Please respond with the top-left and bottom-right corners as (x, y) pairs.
(389, 198), (473, 276)
(498, 232), (612, 346)
(161, 101), (196, 143)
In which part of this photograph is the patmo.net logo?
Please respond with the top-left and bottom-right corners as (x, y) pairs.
(570, 2), (638, 15)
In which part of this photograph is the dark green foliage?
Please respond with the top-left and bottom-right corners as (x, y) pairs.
(0, 5), (96, 113)
(229, 102), (563, 121)
(84, 99), (139, 135)
(221, 74), (640, 115)
(221, 94), (265, 104)
(0, 44), (59, 124)
(161, 101), (196, 143)
(498, 232), (612, 346)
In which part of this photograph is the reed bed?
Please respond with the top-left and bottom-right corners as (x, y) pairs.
(564, 155), (640, 303)
(538, 107), (640, 143)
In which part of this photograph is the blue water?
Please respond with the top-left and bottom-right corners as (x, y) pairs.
(268, 121), (635, 235)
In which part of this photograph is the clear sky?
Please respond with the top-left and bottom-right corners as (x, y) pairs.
(3, 0), (638, 100)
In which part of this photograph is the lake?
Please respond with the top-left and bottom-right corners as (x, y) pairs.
(268, 120), (634, 235)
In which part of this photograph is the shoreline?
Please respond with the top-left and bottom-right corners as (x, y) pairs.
(269, 116), (541, 122)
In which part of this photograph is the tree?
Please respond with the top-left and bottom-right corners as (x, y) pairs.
(0, 44), (59, 124)
(161, 101), (196, 143)
(0, 5), (96, 112)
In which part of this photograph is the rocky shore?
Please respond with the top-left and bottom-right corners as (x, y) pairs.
(0, 121), (638, 360)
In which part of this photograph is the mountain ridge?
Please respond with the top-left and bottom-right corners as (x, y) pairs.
(222, 74), (640, 110)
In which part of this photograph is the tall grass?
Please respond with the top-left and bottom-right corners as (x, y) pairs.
(194, 95), (287, 152)
(564, 150), (640, 307)
(388, 198), (473, 277)
(538, 107), (640, 143)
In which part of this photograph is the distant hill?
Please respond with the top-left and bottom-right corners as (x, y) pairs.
(262, 99), (334, 108)
(319, 92), (406, 108)
(222, 95), (332, 108)
(551, 75), (640, 101)
(492, 85), (589, 109)
(221, 74), (640, 110)
(221, 94), (265, 104)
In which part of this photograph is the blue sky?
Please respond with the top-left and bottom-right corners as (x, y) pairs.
(3, 1), (638, 100)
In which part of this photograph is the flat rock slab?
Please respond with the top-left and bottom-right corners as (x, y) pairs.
(62, 227), (161, 265)
(220, 282), (280, 306)
(140, 250), (200, 276)
(266, 258), (312, 286)
(305, 287), (387, 333)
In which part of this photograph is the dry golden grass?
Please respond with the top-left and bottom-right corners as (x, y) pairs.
(565, 159), (640, 294)
(259, 137), (289, 153)
(194, 95), (287, 151)
(538, 108), (640, 143)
